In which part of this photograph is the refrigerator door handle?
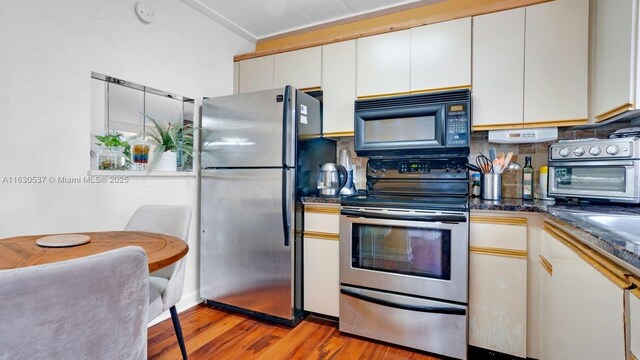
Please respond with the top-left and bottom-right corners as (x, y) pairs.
(282, 85), (296, 167)
(282, 168), (290, 247)
(282, 85), (289, 167)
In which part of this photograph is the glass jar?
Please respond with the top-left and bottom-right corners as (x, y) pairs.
(97, 146), (116, 170)
(112, 146), (127, 170)
(130, 138), (150, 170)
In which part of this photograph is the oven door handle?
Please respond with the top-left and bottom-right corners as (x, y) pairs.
(340, 209), (466, 223)
(340, 288), (466, 315)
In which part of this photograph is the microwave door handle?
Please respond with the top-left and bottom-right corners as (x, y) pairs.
(340, 209), (467, 223)
(340, 288), (466, 315)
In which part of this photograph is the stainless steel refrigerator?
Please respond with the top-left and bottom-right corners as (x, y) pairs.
(200, 86), (335, 325)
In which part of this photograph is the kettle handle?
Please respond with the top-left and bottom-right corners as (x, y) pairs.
(336, 164), (348, 190)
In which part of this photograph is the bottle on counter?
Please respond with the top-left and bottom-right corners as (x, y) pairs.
(522, 156), (534, 200)
(539, 166), (551, 200)
(471, 173), (481, 198)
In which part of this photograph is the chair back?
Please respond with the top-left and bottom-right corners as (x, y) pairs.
(125, 204), (191, 279)
(0, 246), (149, 360)
(125, 204), (191, 311)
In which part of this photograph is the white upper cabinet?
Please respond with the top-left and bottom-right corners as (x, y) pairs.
(322, 40), (356, 135)
(472, 8), (525, 128)
(273, 47), (322, 90)
(411, 17), (471, 92)
(591, 0), (636, 123)
(356, 30), (411, 97)
(472, 0), (588, 130)
(524, 0), (588, 124)
(238, 55), (274, 93)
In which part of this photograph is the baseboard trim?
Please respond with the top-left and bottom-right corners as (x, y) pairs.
(468, 346), (531, 360)
(147, 290), (202, 327)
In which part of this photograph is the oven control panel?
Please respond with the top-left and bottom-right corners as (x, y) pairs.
(549, 138), (638, 160)
(368, 158), (468, 179)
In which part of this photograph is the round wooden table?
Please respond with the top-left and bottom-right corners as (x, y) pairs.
(0, 231), (189, 272)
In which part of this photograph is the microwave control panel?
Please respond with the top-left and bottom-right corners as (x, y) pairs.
(445, 104), (469, 147)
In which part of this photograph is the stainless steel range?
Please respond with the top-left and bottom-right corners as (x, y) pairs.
(339, 157), (469, 360)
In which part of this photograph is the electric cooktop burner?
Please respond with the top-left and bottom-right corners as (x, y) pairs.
(341, 194), (469, 211)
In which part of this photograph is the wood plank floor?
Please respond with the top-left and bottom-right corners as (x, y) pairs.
(148, 304), (444, 360)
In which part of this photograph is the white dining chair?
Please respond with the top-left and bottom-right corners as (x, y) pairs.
(125, 204), (192, 360)
(0, 246), (149, 360)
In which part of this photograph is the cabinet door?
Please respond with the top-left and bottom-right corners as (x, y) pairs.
(238, 55), (274, 93)
(411, 17), (471, 92)
(322, 40), (356, 136)
(591, 0), (636, 122)
(274, 47), (322, 90)
(472, 8), (525, 129)
(469, 217), (528, 358)
(630, 288), (640, 360)
(303, 205), (340, 317)
(542, 229), (626, 360)
(303, 236), (339, 317)
(524, 0), (588, 125)
(356, 30), (411, 98)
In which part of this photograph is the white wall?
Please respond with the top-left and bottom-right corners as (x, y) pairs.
(0, 0), (254, 321)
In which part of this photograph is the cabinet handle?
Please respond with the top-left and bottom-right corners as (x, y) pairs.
(539, 255), (552, 276)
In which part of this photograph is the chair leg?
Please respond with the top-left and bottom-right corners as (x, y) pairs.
(170, 306), (188, 360)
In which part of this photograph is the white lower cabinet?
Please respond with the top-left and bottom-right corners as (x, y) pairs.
(540, 225), (627, 360)
(302, 204), (340, 317)
(630, 288), (640, 359)
(469, 215), (528, 358)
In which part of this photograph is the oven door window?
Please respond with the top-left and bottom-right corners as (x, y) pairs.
(351, 223), (451, 280)
(554, 167), (626, 192)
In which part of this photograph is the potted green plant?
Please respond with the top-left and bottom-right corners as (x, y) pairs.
(144, 116), (195, 171)
(94, 131), (132, 170)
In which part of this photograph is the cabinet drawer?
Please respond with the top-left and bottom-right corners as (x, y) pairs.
(470, 216), (527, 251)
(303, 204), (340, 234)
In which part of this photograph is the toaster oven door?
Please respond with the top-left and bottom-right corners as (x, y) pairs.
(548, 161), (639, 202)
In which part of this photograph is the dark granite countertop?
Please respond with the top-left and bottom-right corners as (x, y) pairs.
(471, 198), (640, 273)
(301, 196), (341, 204)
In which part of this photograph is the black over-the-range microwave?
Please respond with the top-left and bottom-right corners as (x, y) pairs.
(353, 89), (470, 157)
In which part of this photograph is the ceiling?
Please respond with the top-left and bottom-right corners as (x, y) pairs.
(181, 0), (445, 42)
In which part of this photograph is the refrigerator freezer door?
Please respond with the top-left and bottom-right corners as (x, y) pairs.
(201, 88), (288, 168)
(200, 168), (296, 320)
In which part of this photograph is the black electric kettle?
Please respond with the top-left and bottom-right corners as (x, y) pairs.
(317, 163), (347, 197)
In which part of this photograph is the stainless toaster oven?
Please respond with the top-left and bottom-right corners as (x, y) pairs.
(548, 137), (640, 203)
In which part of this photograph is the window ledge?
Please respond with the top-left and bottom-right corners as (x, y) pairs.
(87, 170), (197, 178)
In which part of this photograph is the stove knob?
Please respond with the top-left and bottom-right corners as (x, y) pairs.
(606, 145), (620, 155)
(380, 167), (387, 173)
(444, 166), (451, 173)
(589, 146), (601, 156)
(573, 147), (585, 157)
(559, 148), (570, 157)
(455, 166), (463, 173)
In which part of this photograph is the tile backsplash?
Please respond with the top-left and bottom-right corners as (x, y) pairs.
(334, 122), (629, 198)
